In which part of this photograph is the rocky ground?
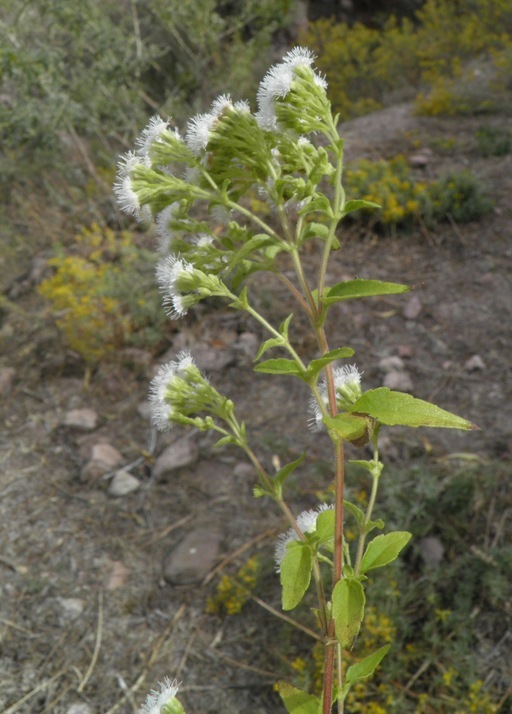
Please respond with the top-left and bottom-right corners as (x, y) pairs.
(1, 103), (511, 713)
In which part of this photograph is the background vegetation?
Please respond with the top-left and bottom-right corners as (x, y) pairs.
(2, 1), (511, 711)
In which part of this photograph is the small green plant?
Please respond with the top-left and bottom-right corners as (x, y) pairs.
(476, 125), (512, 156)
(113, 47), (479, 713)
(427, 170), (493, 224)
(38, 222), (166, 364)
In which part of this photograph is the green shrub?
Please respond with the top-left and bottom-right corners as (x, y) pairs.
(343, 157), (492, 229)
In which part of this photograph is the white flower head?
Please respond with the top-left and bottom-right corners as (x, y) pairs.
(149, 352), (195, 431)
(256, 46), (327, 130)
(156, 254), (196, 318)
(114, 151), (153, 221)
(136, 115), (170, 159)
(194, 233), (214, 248)
(139, 676), (181, 714)
(274, 504), (333, 572)
(186, 94), (234, 155)
(309, 364), (363, 431)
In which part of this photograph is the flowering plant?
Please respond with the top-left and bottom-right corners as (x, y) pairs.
(115, 47), (475, 714)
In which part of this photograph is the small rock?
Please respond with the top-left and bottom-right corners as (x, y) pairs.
(233, 462), (254, 479)
(81, 443), (124, 481)
(192, 343), (235, 371)
(477, 272), (494, 285)
(56, 597), (85, 623)
(63, 408), (98, 431)
(465, 354), (486, 371)
(0, 367), (16, 395)
(398, 345), (413, 359)
(66, 704), (93, 714)
(408, 148), (433, 167)
(383, 370), (414, 392)
(106, 560), (129, 590)
(379, 355), (405, 373)
(236, 332), (259, 359)
(419, 536), (444, 568)
(164, 528), (222, 585)
(108, 470), (140, 496)
(403, 295), (422, 320)
(153, 437), (198, 479)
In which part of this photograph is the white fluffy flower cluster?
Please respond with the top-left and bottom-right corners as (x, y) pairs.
(185, 94), (250, 155)
(155, 254), (196, 318)
(139, 677), (181, 714)
(274, 504), (333, 572)
(256, 47), (327, 130)
(148, 351), (196, 431)
(309, 365), (363, 431)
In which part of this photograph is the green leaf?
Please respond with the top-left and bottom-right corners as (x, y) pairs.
(306, 347), (355, 380)
(281, 542), (313, 611)
(315, 508), (335, 545)
(253, 312), (294, 361)
(360, 532), (412, 574)
(231, 233), (273, 263)
(345, 644), (391, 687)
(349, 388), (477, 430)
(332, 578), (366, 648)
(342, 199), (381, 216)
(298, 194), (333, 217)
(323, 413), (367, 442)
(343, 500), (366, 529)
(213, 435), (239, 448)
(323, 279), (410, 305)
(300, 221), (330, 242)
(277, 682), (321, 714)
(273, 452), (306, 499)
(254, 358), (305, 378)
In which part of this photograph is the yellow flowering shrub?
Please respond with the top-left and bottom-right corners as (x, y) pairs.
(39, 223), (165, 363)
(206, 556), (260, 616)
(301, 0), (512, 119)
(344, 156), (492, 229)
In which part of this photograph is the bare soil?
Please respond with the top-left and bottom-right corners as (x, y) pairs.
(1, 103), (511, 714)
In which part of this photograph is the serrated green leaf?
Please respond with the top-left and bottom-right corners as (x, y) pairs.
(360, 532), (412, 574)
(323, 413), (367, 442)
(349, 388), (477, 430)
(306, 347), (355, 380)
(273, 452), (306, 499)
(254, 358), (305, 378)
(345, 645), (391, 687)
(332, 578), (366, 648)
(281, 542), (313, 610)
(342, 199), (381, 216)
(277, 681), (321, 714)
(323, 279), (410, 306)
